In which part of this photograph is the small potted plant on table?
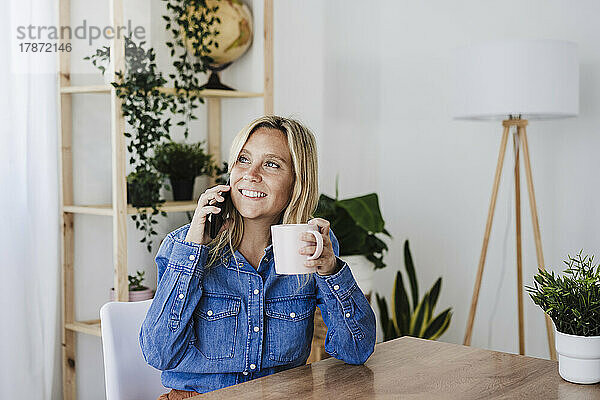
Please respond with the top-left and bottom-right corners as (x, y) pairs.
(526, 251), (600, 384)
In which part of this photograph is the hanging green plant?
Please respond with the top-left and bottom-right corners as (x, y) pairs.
(162, 0), (220, 138)
(83, 45), (110, 75)
(85, 36), (173, 253)
(113, 37), (174, 168)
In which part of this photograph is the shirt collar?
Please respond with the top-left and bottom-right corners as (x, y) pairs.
(264, 244), (273, 254)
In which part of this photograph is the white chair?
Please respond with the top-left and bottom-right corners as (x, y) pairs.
(100, 300), (167, 400)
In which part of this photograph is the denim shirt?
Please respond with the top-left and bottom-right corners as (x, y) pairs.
(139, 223), (376, 394)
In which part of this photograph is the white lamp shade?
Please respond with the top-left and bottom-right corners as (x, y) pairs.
(453, 39), (579, 120)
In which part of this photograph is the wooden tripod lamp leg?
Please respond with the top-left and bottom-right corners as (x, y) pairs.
(464, 125), (510, 346)
(514, 130), (525, 355)
(519, 126), (557, 360)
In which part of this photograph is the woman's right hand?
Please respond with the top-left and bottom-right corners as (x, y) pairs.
(184, 184), (231, 245)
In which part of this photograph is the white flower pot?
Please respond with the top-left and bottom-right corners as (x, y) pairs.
(343, 255), (374, 296)
(554, 326), (600, 384)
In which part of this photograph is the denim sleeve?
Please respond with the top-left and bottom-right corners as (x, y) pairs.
(314, 231), (376, 365)
(139, 228), (209, 370)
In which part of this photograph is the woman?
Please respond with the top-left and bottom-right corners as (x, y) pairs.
(140, 116), (376, 399)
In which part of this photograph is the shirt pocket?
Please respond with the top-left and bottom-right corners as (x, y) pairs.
(265, 295), (316, 363)
(193, 293), (241, 360)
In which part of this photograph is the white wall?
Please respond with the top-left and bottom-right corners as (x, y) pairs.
(316, 0), (600, 357)
(69, 0), (600, 398)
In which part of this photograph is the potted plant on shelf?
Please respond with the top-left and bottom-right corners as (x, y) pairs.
(127, 168), (167, 252)
(127, 168), (164, 208)
(151, 140), (215, 201)
(526, 251), (600, 384)
(314, 185), (390, 296)
(111, 270), (154, 302)
(375, 240), (453, 341)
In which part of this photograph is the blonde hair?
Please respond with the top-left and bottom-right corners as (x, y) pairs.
(207, 115), (319, 268)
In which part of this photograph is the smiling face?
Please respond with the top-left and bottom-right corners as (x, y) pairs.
(230, 127), (295, 224)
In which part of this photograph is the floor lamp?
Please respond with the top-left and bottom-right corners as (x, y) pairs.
(453, 40), (579, 359)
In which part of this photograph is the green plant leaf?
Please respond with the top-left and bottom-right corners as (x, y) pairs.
(336, 193), (385, 233)
(385, 319), (398, 341)
(427, 278), (442, 316)
(376, 294), (391, 338)
(423, 309), (452, 340)
(392, 271), (410, 335)
(314, 191), (389, 264)
(409, 292), (430, 337)
(404, 240), (419, 312)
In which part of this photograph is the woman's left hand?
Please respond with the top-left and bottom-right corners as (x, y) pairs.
(299, 218), (340, 276)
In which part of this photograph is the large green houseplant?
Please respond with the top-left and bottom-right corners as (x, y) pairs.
(525, 251), (600, 384)
(376, 240), (452, 341)
(314, 184), (390, 296)
(314, 190), (390, 269)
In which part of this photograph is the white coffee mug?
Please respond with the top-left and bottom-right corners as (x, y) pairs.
(271, 224), (324, 275)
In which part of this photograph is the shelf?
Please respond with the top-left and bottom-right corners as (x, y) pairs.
(65, 320), (101, 337)
(129, 200), (197, 214)
(63, 200), (197, 216)
(61, 85), (263, 98)
(158, 87), (263, 98)
(60, 85), (112, 94)
(62, 204), (113, 216)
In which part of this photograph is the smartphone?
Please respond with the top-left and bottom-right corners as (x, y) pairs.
(208, 178), (230, 239)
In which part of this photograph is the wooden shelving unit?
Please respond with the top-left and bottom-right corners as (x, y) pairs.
(57, 0), (273, 398)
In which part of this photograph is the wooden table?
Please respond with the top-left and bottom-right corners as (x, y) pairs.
(195, 336), (600, 399)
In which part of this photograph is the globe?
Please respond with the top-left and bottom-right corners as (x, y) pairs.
(184, 0), (253, 90)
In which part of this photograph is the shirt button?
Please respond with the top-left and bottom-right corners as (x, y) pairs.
(207, 310), (213, 316)
(333, 284), (340, 290)
(188, 254), (195, 261)
(178, 293), (185, 299)
(253, 326), (260, 332)
(289, 312), (296, 318)
(250, 364), (256, 370)
(253, 289), (259, 295)
(242, 371), (248, 376)
(345, 312), (351, 318)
